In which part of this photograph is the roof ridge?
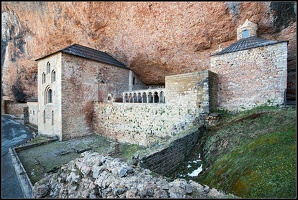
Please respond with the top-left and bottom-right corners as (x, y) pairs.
(211, 36), (288, 56)
(36, 44), (129, 69)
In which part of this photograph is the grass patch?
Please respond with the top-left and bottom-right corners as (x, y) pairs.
(168, 105), (296, 198)
(198, 106), (297, 198)
(117, 143), (145, 161)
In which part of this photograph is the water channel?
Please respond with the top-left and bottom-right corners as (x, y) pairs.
(166, 141), (205, 182)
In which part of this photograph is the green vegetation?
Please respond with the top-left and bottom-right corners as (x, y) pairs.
(168, 105), (296, 198)
(117, 143), (145, 161)
(197, 105), (297, 198)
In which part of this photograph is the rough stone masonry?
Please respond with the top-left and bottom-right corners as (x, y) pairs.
(33, 151), (237, 198)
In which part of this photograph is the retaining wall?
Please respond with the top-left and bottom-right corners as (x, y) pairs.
(93, 70), (217, 147)
(139, 129), (202, 175)
(4, 101), (27, 115)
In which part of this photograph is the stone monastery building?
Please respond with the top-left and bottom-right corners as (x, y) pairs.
(28, 20), (288, 146)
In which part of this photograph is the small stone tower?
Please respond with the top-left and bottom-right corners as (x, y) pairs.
(211, 19), (288, 111)
(236, 19), (258, 40)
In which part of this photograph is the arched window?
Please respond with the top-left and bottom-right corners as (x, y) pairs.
(47, 62), (50, 74)
(48, 89), (52, 103)
(148, 92), (153, 103)
(52, 110), (54, 125)
(133, 93), (137, 103)
(129, 93), (133, 103)
(51, 70), (56, 82)
(42, 73), (46, 84)
(43, 110), (46, 123)
(242, 30), (249, 38)
(154, 92), (159, 103)
(138, 93), (142, 103)
(45, 87), (52, 104)
(142, 92), (147, 103)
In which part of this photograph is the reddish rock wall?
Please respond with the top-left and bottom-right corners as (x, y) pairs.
(1, 2), (296, 102)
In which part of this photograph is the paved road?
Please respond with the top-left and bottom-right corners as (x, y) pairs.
(1, 115), (33, 198)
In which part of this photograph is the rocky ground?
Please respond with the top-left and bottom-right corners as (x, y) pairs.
(33, 151), (237, 198)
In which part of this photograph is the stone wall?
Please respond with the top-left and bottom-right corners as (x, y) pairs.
(139, 129), (202, 175)
(208, 71), (218, 112)
(165, 70), (217, 114)
(38, 53), (63, 139)
(27, 101), (38, 126)
(211, 42), (288, 111)
(93, 103), (198, 147)
(23, 106), (29, 124)
(4, 101), (27, 115)
(93, 70), (216, 147)
(61, 53), (136, 140)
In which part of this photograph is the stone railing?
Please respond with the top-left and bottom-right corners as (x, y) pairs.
(122, 88), (165, 103)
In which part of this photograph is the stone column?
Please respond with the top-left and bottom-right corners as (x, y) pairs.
(158, 93), (160, 103)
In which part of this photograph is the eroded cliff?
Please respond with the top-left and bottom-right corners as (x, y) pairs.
(1, 2), (296, 102)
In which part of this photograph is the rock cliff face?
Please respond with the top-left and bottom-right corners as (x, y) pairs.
(1, 2), (296, 102)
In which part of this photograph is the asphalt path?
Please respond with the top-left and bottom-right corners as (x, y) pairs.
(1, 115), (33, 198)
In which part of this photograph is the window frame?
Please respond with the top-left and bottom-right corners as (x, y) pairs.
(242, 29), (249, 38)
(51, 70), (56, 82)
(42, 73), (46, 84)
(47, 62), (51, 74)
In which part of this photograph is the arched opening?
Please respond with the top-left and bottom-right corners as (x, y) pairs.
(51, 70), (56, 82)
(242, 29), (249, 38)
(43, 110), (46, 123)
(142, 92), (147, 103)
(107, 94), (114, 102)
(52, 110), (54, 125)
(42, 73), (46, 84)
(48, 89), (52, 103)
(133, 93), (137, 103)
(47, 62), (51, 74)
(129, 93), (133, 103)
(45, 87), (52, 104)
(138, 93), (142, 103)
(125, 93), (129, 102)
(154, 92), (159, 103)
(148, 92), (153, 103)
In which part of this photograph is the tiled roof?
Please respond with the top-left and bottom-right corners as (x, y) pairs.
(211, 36), (288, 56)
(36, 44), (129, 69)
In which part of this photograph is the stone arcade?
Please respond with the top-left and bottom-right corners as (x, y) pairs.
(27, 20), (287, 146)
